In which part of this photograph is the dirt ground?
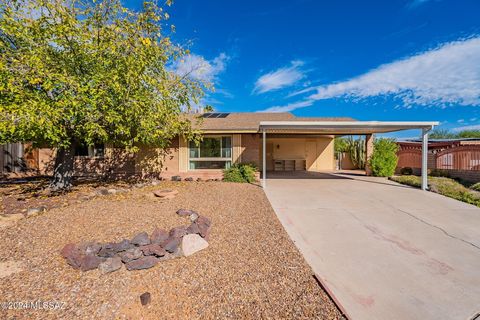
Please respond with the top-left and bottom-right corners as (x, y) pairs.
(0, 181), (343, 319)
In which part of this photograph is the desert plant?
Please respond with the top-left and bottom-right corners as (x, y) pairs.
(346, 137), (366, 169)
(430, 169), (450, 178)
(369, 138), (399, 177)
(223, 163), (257, 183)
(400, 167), (413, 175)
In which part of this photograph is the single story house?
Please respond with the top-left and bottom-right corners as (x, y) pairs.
(9, 112), (438, 189)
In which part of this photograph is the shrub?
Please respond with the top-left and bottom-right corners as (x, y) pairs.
(223, 167), (245, 183)
(400, 167), (413, 175)
(471, 182), (480, 192)
(430, 169), (450, 178)
(223, 163), (257, 183)
(368, 138), (399, 177)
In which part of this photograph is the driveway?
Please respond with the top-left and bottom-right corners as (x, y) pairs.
(265, 172), (480, 320)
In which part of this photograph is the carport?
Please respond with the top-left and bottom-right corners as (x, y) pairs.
(260, 121), (439, 190)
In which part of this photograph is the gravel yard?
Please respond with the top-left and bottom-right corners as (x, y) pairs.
(0, 181), (342, 319)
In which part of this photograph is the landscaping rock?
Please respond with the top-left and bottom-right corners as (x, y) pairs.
(184, 177), (193, 181)
(181, 234), (209, 257)
(80, 255), (105, 272)
(80, 242), (102, 255)
(171, 176), (181, 181)
(125, 256), (158, 270)
(107, 189), (117, 195)
(95, 188), (109, 196)
(169, 226), (187, 238)
(119, 247), (143, 263)
(150, 228), (169, 244)
(61, 243), (84, 269)
(151, 179), (161, 186)
(140, 244), (166, 257)
(161, 237), (181, 253)
(131, 232), (150, 246)
(98, 256), (123, 274)
(153, 189), (179, 198)
(176, 209), (198, 217)
(196, 177), (203, 182)
(190, 212), (199, 222)
(134, 183), (145, 188)
(196, 216), (212, 239)
(112, 239), (133, 252)
(98, 243), (117, 258)
(140, 292), (151, 306)
(25, 206), (47, 217)
(186, 222), (201, 235)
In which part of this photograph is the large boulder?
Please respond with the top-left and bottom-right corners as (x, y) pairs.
(140, 244), (166, 257)
(131, 232), (150, 246)
(125, 256), (158, 270)
(98, 256), (123, 274)
(181, 234), (209, 257)
(119, 247), (143, 263)
(150, 228), (169, 245)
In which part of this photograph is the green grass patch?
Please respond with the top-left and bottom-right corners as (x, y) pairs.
(390, 175), (480, 208)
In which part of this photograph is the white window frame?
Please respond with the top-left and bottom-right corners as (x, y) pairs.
(188, 135), (232, 170)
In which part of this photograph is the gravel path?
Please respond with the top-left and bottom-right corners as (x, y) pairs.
(0, 181), (343, 319)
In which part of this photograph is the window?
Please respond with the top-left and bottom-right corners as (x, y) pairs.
(75, 143), (105, 158)
(189, 136), (232, 170)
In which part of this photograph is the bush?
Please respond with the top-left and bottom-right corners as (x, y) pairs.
(368, 138), (399, 177)
(223, 167), (245, 183)
(471, 182), (480, 192)
(223, 163), (257, 183)
(400, 167), (413, 175)
(430, 169), (450, 178)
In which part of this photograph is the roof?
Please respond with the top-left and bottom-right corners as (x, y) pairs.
(259, 121), (439, 134)
(398, 138), (480, 147)
(187, 112), (356, 132)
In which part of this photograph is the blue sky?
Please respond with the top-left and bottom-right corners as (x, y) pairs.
(128, 0), (480, 138)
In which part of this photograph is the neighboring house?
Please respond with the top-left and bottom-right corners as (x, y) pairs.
(397, 138), (480, 182)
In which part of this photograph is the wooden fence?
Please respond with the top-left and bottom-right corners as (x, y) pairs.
(0, 143), (25, 174)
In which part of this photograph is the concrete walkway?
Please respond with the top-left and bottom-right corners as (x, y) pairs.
(265, 172), (480, 320)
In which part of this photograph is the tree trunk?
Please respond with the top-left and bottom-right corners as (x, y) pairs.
(49, 142), (77, 191)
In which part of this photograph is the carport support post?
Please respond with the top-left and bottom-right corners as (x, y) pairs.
(421, 128), (429, 191)
(262, 129), (266, 188)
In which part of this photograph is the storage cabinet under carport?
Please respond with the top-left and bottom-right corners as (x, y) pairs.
(273, 159), (306, 171)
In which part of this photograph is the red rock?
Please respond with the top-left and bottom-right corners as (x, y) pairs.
(161, 237), (181, 253)
(140, 244), (166, 257)
(125, 256), (158, 270)
(60, 243), (84, 269)
(150, 228), (169, 244)
(169, 226), (187, 238)
(80, 255), (105, 271)
(176, 209), (198, 216)
(186, 222), (200, 235)
(131, 232), (150, 246)
(196, 216), (212, 238)
(140, 292), (151, 305)
(153, 189), (178, 198)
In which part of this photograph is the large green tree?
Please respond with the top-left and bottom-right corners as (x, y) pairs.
(0, 0), (206, 189)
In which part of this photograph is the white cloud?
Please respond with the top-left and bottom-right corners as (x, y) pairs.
(260, 99), (314, 113)
(264, 37), (480, 112)
(172, 52), (228, 83)
(457, 119), (465, 123)
(253, 60), (305, 94)
(452, 124), (480, 132)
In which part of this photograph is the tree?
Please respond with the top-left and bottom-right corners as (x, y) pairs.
(0, 0), (206, 190)
(368, 138), (398, 177)
(429, 129), (480, 139)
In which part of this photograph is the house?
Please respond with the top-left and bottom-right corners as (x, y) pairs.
(397, 138), (480, 182)
(8, 112), (438, 189)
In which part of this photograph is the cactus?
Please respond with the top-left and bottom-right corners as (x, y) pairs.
(347, 137), (366, 169)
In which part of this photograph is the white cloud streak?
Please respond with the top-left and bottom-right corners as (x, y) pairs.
(264, 37), (480, 112)
(452, 124), (480, 132)
(172, 52), (229, 83)
(253, 60), (305, 94)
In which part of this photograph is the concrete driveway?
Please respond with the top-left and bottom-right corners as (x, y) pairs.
(265, 172), (480, 320)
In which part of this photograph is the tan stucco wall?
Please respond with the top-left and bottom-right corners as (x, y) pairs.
(261, 136), (335, 171)
(135, 138), (179, 177)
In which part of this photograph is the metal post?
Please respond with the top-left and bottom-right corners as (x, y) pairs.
(421, 128), (429, 191)
(262, 129), (266, 188)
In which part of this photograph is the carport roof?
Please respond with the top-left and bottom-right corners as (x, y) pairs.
(259, 121), (439, 134)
